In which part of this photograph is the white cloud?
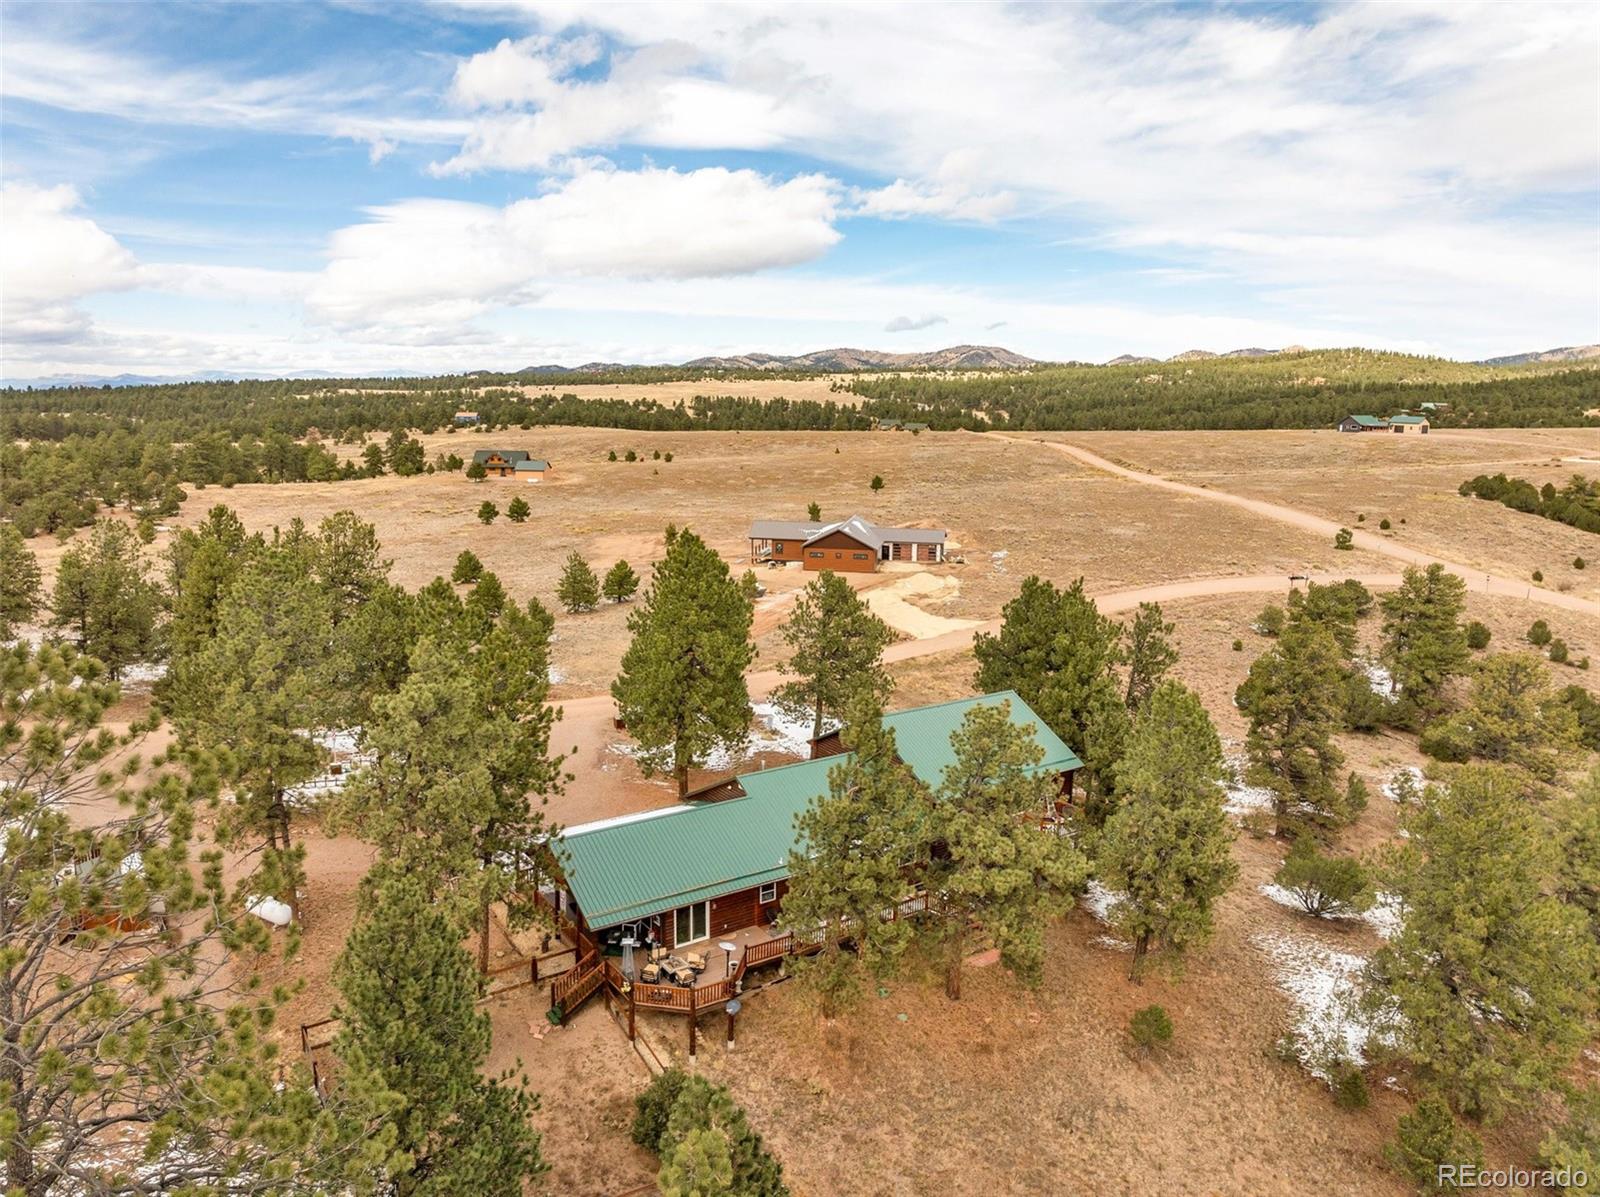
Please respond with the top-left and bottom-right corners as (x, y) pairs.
(308, 164), (843, 327)
(0, 182), (139, 341)
(854, 180), (1014, 223)
(884, 313), (947, 333)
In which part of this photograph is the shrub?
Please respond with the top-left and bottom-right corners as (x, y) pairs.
(1344, 772), (1370, 821)
(1539, 1085), (1600, 1197)
(1128, 1004), (1173, 1054)
(608, 450), (618, 462)
(870, 474), (884, 492)
(1331, 1064), (1370, 1110)
(1274, 840), (1374, 918)
(624, 449), (638, 462)
(653, 449), (661, 460)
(1357, 513), (1366, 522)
(1465, 621), (1491, 650)
(1232, 639), (1244, 652)
(1533, 569), (1544, 583)
(1379, 518), (1392, 530)
(1528, 619), (1553, 647)
(1254, 604), (1286, 636)
(807, 502), (821, 521)
(451, 550), (484, 584)
(1345, 674), (1389, 733)
(663, 452), (673, 462)
(1419, 715), (1474, 763)
(1576, 557), (1588, 570)
(507, 496), (530, 523)
(632, 1067), (690, 1150)
(1550, 639), (1570, 665)
(1386, 1098), (1484, 1192)
(1334, 527), (1354, 551)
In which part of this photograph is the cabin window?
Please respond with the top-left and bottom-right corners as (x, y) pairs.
(759, 883), (778, 903)
(852, 552), (869, 560)
(808, 551), (823, 559)
(773, 542), (784, 552)
(674, 901), (709, 945)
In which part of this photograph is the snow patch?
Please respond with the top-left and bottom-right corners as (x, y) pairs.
(118, 661), (168, 686)
(1082, 880), (1120, 924)
(609, 703), (826, 776)
(1222, 753), (1275, 816)
(1357, 658), (1398, 700)
(1256, 929), (1371, 1075)
(1363, 892), (1403, 940)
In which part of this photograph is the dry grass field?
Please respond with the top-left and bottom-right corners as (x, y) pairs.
(25, 420), (1600, 1196)
(509, 376), (866, 406)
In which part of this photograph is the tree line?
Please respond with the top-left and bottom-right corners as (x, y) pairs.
(1460, 472), (1600, 535)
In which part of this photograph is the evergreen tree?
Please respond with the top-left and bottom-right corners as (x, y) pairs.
(1422, 652), (1577, 783)
(1363, 767), (1598, 1119)
(1554, 765), (1600, 951)
(774, 570), (896, 739)
(1122, 601), (1177, 711)
(385, 429), (426, 476)
(782, 699), (924, 1017)
(920, 701), (1089, 998)
(466, 460), (488, 481)
(657, 1074), (786, 1197)
(451, 550), (484, 584)
(165, 504), (258, 667)
(1285, 579), (1371, 658)
(170, 548), (337, 922)
(0, 523), (42, 639)
(49, 519), (162, 678)
(973, 576), (1127, 816)
(333, 873), (545, 1195)
(602, 558), (640, 603)
(807, 501), (822, 520)
(1380, 564), (1469, 723)
(1234, 622), (1349, 836)
(1273, 840), (1374, 918)
(611, 528), (755, 797)
(477, 500), (498, 525)
(0, 644), (386, 1193)
(506, 495), (531, 523)
(557, 551), (600, 613)
(1097, 682), (1237, 978)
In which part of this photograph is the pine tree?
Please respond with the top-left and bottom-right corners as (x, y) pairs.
(49, 520), (161, 678)
(166, 505), (258, 666)
(602, 559), (640, 603)
(0, 523), (42, 639)
(1381, 564), (1469, 723)
(1234, 621), (1349, 836)
(1422, 652), (1577, 783)
(466, 460), (488, 481)
(806, 501), (821, 520)
(657, 1074), (786, 1197)
(452, 549), (484, 584)
(1122, 601), (1177, 710)
(920, 701), (1089, 998)
(557, 551), (601, 613)
(1097, 682), (1237, 978)
(0, 644), (384, 1193)
(1555, 765), (1600, 951)
(611, 528), (755, 797)
(334, 873), (545, 1195)
(973, 576), (1127, 814)
(774, 570), (896, 739)
(170, 548), (337, 921)
(1363, 767), (1598, 1119)
(507, 495), (531, 523)
(782, 698), (924, 1016)
(477, 500), (498, 525)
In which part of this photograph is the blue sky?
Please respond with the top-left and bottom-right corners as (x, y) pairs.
(2, 0), (1596, 378)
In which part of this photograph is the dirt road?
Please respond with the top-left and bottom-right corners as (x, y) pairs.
(994, 433), (1600, 618)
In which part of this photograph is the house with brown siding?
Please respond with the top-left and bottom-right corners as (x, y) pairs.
(748, 515), (947, 572)
(471, 449), (530, 477)
(552, 691), (1080, 961)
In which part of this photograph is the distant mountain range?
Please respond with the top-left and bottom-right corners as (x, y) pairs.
(1477, 344), (1600, 366)
(1105, 346), (1306, 365)
(673, 344), (1038, 371)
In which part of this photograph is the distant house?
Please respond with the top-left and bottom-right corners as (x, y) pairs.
(515, 458), (552, 483)
(1338, 415), (1389, 433)
(875, 418), (903, 431)
(1418, 402), (1449, 412)
(874, 418), (930, 432)
(471, 449), (530, 477)
(1388, 414), (1430, 434)
(453, 410), (480, 426)
(748, 515), (947, 572)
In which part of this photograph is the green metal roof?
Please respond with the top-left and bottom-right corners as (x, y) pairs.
(514, 459), (552, 471)
(1388, 414), (1428, 424)
(557, 691), (1082, 928)
(1346, 414), (1388, 427)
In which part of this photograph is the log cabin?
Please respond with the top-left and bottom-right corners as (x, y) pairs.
(747, 515), (947, 573)
(552, 691), (1081, 962)
(471, 448), (530, 477)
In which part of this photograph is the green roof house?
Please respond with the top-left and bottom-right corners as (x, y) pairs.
(1387, 414), (1430, 433)
(554, 692), (1082, 954)
(1337, 414), (1389, 432)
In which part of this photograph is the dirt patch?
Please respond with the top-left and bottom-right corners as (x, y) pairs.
(864, 572), (982, 639)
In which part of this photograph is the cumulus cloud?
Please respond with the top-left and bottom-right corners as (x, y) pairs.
(883, 313), (947, 333)
(1, 182), (139, 342)
(308, 164), (843, 327)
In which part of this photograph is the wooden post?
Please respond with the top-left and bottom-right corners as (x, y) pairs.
(628, 982), (637, 1041)
(726, 1008), (736, 1051)
(688, 984), (697, 1058)
(531, 954), (539, 984)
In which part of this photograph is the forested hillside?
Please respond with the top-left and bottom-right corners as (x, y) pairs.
(849, 349), (1600, 430)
